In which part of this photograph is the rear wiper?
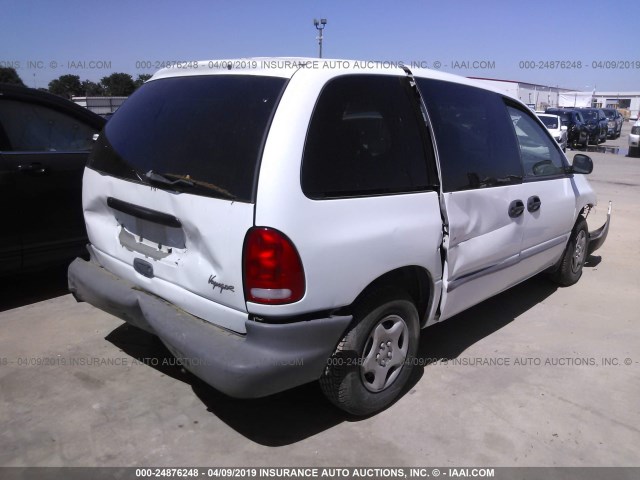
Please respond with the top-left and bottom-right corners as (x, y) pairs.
(137, 170), (236, 201)
(144, 170), (194, 188)
(162, 173), (237, 201)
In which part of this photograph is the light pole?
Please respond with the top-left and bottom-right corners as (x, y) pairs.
(313, 18), (327, 58)
(585, 85), (596, 107)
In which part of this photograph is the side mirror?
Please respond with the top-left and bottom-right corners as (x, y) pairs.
(560, 125), (568, 131)
(572, 154), (593, 174)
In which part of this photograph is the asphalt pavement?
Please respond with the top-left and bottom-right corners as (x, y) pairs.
(0, 124), (638, 467)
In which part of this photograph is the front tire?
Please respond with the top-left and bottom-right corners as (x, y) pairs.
(550, 216), (589, 286)
(320, 291), (420, 416)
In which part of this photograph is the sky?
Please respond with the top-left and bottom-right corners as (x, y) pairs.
(2, 0), (639, 92)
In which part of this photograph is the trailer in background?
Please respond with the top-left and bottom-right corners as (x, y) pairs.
(72, 96), (127, 118)
(558, 92), (594, 108)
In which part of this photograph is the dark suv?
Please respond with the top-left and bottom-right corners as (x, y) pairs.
(601, 108), (623, 138)
(0, 84), (105, 275)
(578, 108), (608, 144)
(545, 108), (588, 148)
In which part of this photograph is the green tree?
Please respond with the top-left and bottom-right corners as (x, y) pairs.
(101, 72), (135, 96)
(0, 67), (26, 86)
(48, 74), (82, 98)
(134, 74), (152, 89)
(81, 79), (104, 96)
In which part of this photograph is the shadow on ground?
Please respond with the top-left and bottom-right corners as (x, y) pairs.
(103, 270), (576, 446)
(415, 275), (558, 363)
(0, 264), (71, 312)
(106, 322), (344, 446)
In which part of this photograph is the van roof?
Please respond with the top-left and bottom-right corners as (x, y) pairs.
(149, 57), (519, 101)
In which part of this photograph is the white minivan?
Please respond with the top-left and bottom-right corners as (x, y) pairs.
(68, 58), (610, 415)
(629, 119), (640, 157)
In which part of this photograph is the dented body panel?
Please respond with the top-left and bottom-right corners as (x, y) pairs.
(68, 57), (610, 403)
(83, 168), (253, 333)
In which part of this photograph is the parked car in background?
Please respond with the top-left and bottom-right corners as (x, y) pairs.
(545, 108), (588, 148)
(68, 59), (610, 416)
(629, 119), (640, 157)
(578, 108), (608, 144)
(537, 113), (568, 151)
(601, 108), (623, 138)
(0, 84), (105, 275)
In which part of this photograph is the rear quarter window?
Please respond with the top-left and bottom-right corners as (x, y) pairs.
(301, 74), (434, 199)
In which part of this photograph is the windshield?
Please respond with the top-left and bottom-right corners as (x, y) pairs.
(88, 75), (287, 203)
(602, 109), (615, 119)
(538, 116), (559, 129)
(553, 112), (571, 124)
(580, 110), (598, 121)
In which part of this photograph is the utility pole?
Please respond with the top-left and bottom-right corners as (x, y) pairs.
(313, 18), (327, 58)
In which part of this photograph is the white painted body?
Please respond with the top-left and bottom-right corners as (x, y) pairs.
(82, 58), (598, 335)
(629, 120), (640, 150)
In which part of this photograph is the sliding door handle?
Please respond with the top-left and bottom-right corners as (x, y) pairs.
(508, 200), (525, 218)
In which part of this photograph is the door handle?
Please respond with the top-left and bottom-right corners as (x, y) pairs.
(508, 199), (525, 218)
(527, 195), (542, 212)
(18, 162), (47, 175)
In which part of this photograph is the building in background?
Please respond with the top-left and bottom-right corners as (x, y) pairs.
(470, 77), (640, 119)
(470, 77), (572, 111)
(72, 96), (127, 118)
(590, 92), (640, 119)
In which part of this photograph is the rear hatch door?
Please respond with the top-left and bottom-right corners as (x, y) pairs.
(83, 74), (288, 332)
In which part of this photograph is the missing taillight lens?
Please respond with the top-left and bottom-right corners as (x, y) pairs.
(243, 227), (305, 305)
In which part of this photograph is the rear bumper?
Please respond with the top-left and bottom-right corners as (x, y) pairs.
(588, 201), (612, 256)
(68, 257), (352, 398)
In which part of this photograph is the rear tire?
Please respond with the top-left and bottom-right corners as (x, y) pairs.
(320, 290), (419, 416)
(550, 216), (589, 287)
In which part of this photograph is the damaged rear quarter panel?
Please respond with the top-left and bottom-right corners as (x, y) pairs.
(82, 168), (254, 333)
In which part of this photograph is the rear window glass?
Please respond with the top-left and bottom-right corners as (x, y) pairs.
(88, 75), (287, 203)
(538, 116), (559, 129)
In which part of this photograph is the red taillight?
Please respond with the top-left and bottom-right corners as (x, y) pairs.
(243, 227), (305, 305)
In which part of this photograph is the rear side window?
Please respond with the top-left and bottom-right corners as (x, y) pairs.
(89, 75), (287, 203)
(301, 75), (433, 199)
(0, 99), (97, 152)
(416, 79), (522, 192)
